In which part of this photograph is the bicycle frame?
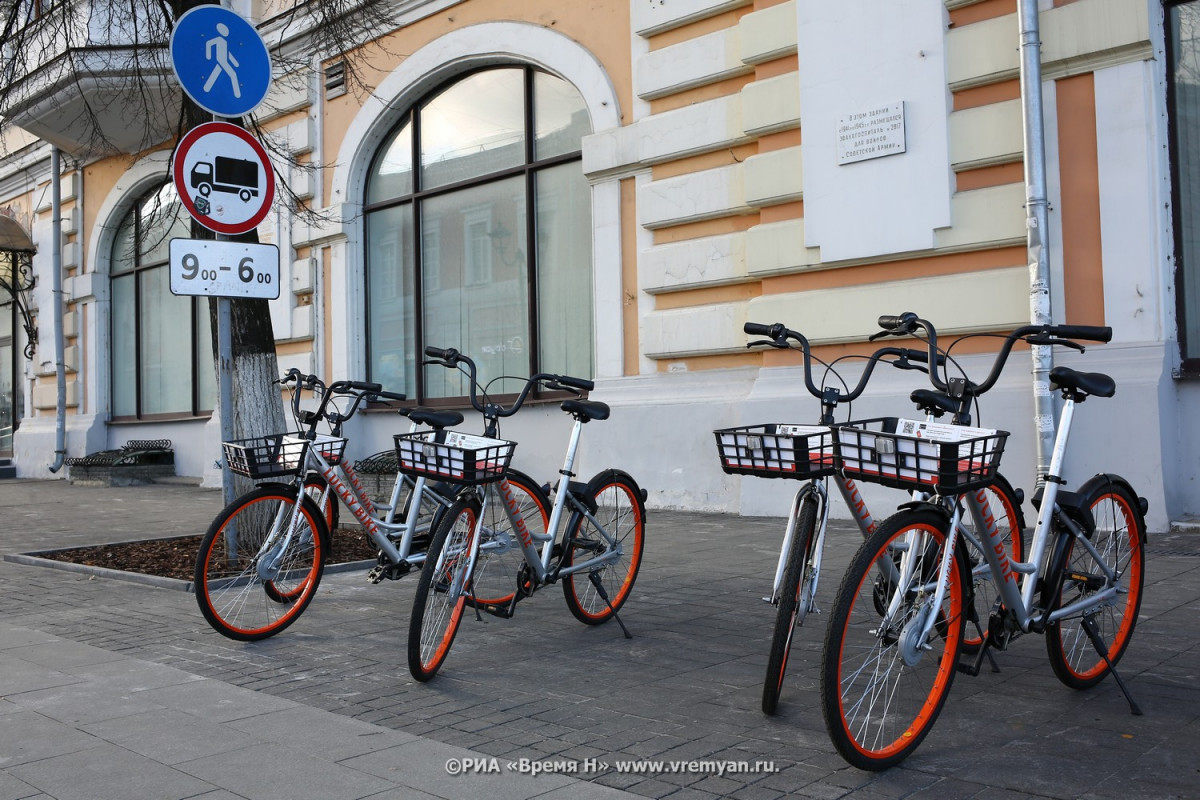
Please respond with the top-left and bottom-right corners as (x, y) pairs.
(485, 413), (622, 585)
(956, 393), (1118, 633)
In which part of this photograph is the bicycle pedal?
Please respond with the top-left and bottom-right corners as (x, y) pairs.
(366, 565), (386, 584)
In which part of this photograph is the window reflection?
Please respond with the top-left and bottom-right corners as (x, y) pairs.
(366, 66), (592, 402)
(419, 69), (526, 189)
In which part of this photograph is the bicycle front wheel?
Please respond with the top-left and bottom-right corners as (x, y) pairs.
(408, 496), (479, 681)
(194, 486), (329, 641)
(763, 492), (819, 716)
(473, 470), (549, 606)
(1045, 478), (1145, 689)
(821, 509), (968, 770)
(561, 471), (646, 624)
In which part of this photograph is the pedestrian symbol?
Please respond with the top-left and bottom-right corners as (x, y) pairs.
(203, 23), (242, 98)
(170, 6), (271, 118)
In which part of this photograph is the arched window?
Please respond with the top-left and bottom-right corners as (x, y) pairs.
(110, 182), (215, 420)
(364, 65), (593, 401)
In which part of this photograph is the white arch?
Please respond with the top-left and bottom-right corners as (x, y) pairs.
(326, 21), (624, 378)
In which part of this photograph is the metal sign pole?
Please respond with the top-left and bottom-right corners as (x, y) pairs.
(217, 295), (235, 508)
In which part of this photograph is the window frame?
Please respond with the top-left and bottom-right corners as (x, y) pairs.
(109, 182), (214, 422)
(1166, 0), (1200, 375)
(362, 64), (589, 406)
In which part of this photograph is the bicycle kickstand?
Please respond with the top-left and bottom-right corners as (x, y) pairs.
(588, 571), (633, 639)
(1080, 614), (1143, 716)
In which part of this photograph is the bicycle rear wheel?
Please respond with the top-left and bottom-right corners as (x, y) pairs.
(1045, 478), (1145, 689)
(960, 474), (1025, 652)
(194, 486), (328, 641)
(821, 509), (968, 770)
(561, 471), (646, 624)
(408, 496), (479, 681)
(472, 470), (549, 606)
(762, 492), (819, 716)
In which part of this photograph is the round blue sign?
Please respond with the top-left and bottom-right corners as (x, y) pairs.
(169, 6), (272, 118)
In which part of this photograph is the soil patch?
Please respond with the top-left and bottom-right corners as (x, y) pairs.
(34, 528), (378, 582)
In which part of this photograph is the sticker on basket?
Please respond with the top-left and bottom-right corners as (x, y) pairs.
(896, 419), (996, 442)
(775, 424), (828, 437)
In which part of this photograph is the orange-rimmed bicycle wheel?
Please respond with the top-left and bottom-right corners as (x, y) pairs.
(1045, 478), (1145, 689)
(820, 509), (968, 770)
(561, 472), (645, 625)
(408, 497), (478, 681)
(194, 486), (328, 641)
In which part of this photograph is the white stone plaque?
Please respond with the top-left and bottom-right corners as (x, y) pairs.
(836, 102), (906, 165)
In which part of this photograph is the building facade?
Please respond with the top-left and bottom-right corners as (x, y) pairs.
(0, 0), (1195, 531)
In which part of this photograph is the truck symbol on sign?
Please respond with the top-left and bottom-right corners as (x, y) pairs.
(190, 156), (259, 202)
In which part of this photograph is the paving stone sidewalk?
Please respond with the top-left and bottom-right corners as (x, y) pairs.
(1, 479), (1198, 800)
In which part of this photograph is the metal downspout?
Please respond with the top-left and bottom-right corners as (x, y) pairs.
(47, 146), (66, 473)
(1018, 0), (1056, 477)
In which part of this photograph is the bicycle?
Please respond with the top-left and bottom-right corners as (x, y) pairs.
(193, 369), (548, 640)
(717, 323), (1024, 715)
(820, 313), (1148, 770)
(407, 346), (646, 681)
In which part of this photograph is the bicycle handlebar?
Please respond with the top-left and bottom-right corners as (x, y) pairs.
(278, 369), (407, 433)
(743, 321), (943, 422)
(873, 312), (1112, 396)
(422, 345), (593, 423)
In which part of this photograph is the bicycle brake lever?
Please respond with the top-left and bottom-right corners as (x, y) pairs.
(746, 339), (788, 349)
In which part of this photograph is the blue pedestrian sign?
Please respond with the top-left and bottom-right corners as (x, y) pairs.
(170, 6), (272, 118)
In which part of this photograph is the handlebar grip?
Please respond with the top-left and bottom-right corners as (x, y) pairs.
(877, 312), (918, 331)
(345, 381), (383, 393)
(743, 322), (773, 336)
(556, 375), (595, 392)
(424, 345), (458, 361)
(371, 390), (407, 403)
(1047, 325), (1112, 343)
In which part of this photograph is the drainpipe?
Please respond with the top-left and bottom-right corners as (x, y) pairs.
(1018, 0), (1056, 477)
(46, 146), (67, 473)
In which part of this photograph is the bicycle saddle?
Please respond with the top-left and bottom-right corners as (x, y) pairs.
(910, 389), (958, 417)
(562, 399), (610, 421)
(1049, 366), (1115, 399)
(404, 408), (465, 429)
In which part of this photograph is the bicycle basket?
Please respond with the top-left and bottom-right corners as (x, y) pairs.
(394, 430), (515, 485)
(833, 417), (1008, 493)
(222, 432), (347, 479)
(713, 424), (835, 480)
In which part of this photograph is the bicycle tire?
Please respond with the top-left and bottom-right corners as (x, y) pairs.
(194, 486), (329, 641)
(821, 508), (969, 770)
(561, 470), (646, 625)
(762, 491), (819, 716)
(960, 473), (1025, 652)
(408, 495), (479, 681)
(473, 469), (550, 606)
(1044, 477), (1145, 690)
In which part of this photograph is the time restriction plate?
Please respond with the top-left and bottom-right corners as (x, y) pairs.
(169, 238), (280, 299)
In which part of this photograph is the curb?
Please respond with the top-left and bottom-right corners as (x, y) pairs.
(2, 552), (377, 593)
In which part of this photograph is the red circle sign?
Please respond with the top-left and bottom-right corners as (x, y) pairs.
(172, 121), (276, 235)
